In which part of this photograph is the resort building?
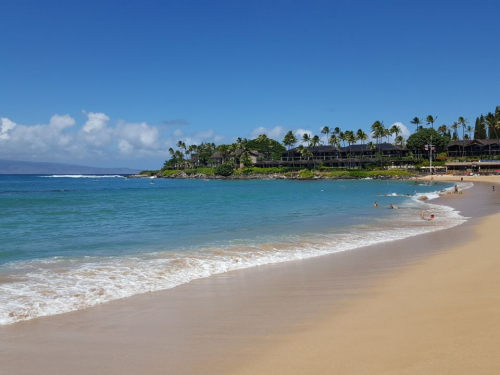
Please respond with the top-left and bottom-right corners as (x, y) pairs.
(253, 143), (410, 168)
(445, 161), (500, 174)
(208, 149), (263, 167)
(446, 139), (500, 157)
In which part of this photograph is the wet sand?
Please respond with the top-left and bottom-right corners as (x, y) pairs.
(0, 182), (499, 374)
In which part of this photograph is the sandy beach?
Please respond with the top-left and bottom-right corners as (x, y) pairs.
(418, 174), (500, 184)
(232, 185), (500, 374)
(1, 179), (499, 374)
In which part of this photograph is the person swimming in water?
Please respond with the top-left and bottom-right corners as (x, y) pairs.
(389, 204), (398, 209)
(420, 212), (434, 221)
(373, 201), (378, 207)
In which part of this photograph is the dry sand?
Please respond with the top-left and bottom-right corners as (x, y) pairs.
(231, 212), (500, 375)
(418, 174), (500, 184)
(1, 180), (499, 374)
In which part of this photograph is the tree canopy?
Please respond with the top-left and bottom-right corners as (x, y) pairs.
(406, 128), (449, 152)
(246, 137), (286, 160)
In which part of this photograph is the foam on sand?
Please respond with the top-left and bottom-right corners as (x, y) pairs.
(0, 198), (467, 325)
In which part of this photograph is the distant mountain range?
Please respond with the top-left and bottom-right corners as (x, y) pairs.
(0, 159), (141, 175)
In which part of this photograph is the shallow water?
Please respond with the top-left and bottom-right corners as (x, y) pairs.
(0, 175), (467, 324)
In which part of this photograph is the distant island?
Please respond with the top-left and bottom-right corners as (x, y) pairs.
(0, 159), (140, 175)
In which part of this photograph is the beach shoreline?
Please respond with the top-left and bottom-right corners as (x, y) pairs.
(0, 177), (499, 374)
(230, 180), (500, 374)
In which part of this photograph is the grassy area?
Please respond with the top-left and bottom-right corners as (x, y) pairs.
(233, 167), (302, 175)
(184, 168), (215, 175)
(162, 169), (182, 177)
(326, 170), (413, 178)
(159, 167), (414, 178)
(138, 170), (159, 176)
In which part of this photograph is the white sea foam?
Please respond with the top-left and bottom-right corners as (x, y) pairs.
(41, 175), (125, 178)
(0, 199), (467, 326)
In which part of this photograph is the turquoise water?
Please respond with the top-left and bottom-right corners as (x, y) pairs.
(0, 175), (466, 324)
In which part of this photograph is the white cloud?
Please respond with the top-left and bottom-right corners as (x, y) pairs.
(0, 112), (169, 165)
(179, 129), (226, 146)
(0, 118), (17, 140)
(80, 111), (112, 147)
(393, 122), (411, 139)
(115, 121), (159, 150)
(49, 114), (75, 131)
(294, 128), (313, 144)
(250, 126), (285, 140)
(82, 111), (109, 133)
(172, 129), (183, 138)
(118, 139), (134, 154)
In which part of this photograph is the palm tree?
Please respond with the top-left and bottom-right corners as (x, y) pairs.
(329, 134), (340, 159)
(383, 127), (391, 143)
(390, 124), (402, 159)
(426, 115), (438, 129)
(174, 150), (184, 169)
(234, 137), (248, 166)
(300, 147), (313, 161)
(484, 112), (499, 155)
(437, 124), (448, 136)
(344, 130), (356, 168)
(370, 121), (384, 152)
(466, 125), (473, 140)
(389, 124), (401, 140)
(283, 131), (298, 161)
(321, 126), (330, 145)
(216, 144), (231, 164)
(297, 145), (304, 160)
(302, 133), (311, 147)
(457, 117), (469, 156)
(177, 141), (186, 155)
(338, 131), (347, 148)
(395, 135), (405, 148)
(450, 122), (459, 146)
(367, 141), (376, 152)
(256, 134), (268, 143)
(356, 129), (368, 159)
(310, 135), (321, 148)
(410, 117), (423, 132)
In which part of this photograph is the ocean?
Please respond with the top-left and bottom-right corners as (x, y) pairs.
(0, 175), (468, 325)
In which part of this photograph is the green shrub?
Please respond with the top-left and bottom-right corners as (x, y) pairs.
(327, 171), (348, 178)
(214, 163), (234, 176)
(347, 171), (368, 178)
(184, 168), (215, 176)
(138, 170), (159, 176)
(162, 170), (181, 177)
(299, 169), (315, 178)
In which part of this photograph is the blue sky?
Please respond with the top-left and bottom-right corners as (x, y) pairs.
(1, 0), (499, 169)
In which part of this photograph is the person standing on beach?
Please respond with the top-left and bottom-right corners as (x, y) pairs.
(454, 185), (458, 194)
(493, 186), (495, 192)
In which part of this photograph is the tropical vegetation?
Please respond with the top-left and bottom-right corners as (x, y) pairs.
(153, 104), (500, 177)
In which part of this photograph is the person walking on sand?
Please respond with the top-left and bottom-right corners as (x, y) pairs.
(454, 185), (458, 194)
(493, 186), (496, 192)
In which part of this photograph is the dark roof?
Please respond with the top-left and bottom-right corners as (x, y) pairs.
(287, 142), (404, 153)
(288, 146), (339, 152)
(209, 149), (262, 159)
(447, 139), (500, 148)
(340, 143), (405, 151)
